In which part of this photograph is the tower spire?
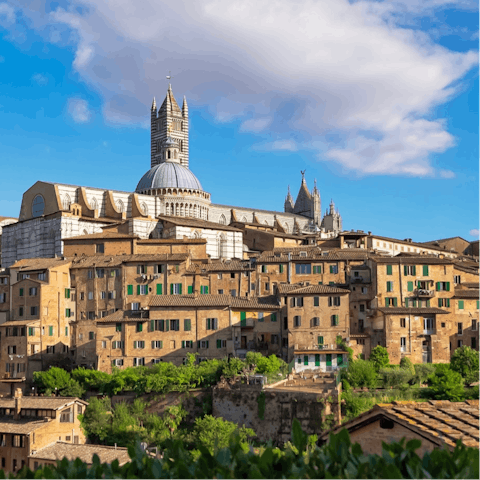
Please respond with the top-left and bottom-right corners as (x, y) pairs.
(151, 97), (156, 110)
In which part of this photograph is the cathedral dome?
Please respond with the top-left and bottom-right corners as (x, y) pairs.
(135, 162), (203, 192)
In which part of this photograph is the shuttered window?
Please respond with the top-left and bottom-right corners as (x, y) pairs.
(422, 265), (429, 276)
(314, 297), (319, 307)
(65, 288), (70, 298)
(188, 286), (193, 294)
(127, 285), (133, 295)
(386, 265), (392, 275)
(156, 284), (163, 295)
(184, 319), (191, 331)
(407, 281), (413, 292)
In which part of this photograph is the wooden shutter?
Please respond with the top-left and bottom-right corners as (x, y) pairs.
(165, 320), (169, 332)
(318, 336), (324, 345)
(207, 318), (211, 330)
(137, 285), (140, 295)
(49, 326), (53, 336)
(197, 341), (201, 348)
(179, 284), (182, 294)
(304, 355), (309, 366)
(65, 288), (70, 298)
(188, 286), (193, 294)
(205, 286), (209, 294)
(386, 265), (392, 275)
(314, 297), (319, 306)
(182, 341), (185, 348)
(412, 266), (416, 275)
(438, 299), (442, 308)
(447, 299), (450, 307)
(156, 284), (162, 295)
(134, 341), (137, 349)
(446, 282), (450, 291)
(184, 319), (191, 331)
(127, 285), (133, 295)
(404, 266), (408, 275)
(405, 298), (409, 307)
(150, 320), (155, 332)
(436, 282), (441, 291)
(206, 341), (209, 348)
(217, 339), (221, 349)
(407, 281), (413, 292)
(159, 341), (163, 349)
(271, 313), (277, 322)
(423, 265), (429, 276)
(459, 300), (464, 310)
(393, 298), (398, 307)
(151, 341), (155, 349)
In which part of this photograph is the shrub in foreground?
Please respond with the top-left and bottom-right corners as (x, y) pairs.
(10, 419), (478, 479)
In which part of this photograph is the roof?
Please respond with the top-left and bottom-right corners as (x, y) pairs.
(63, 233), (138, 241)
(454, 289), (479, 299)
(256, 248), (369, 263)
(322, 400), (479, 450)
(10, 258), (71, 271)
(420, 236), (469, 245)
(136, 162), (203, 192)
(30, 442), (130, 465)
(210, 203), (310, 220)
(0, 418), (50, 434)
(461, 282), (479, 289)
(159, 215), (242, 232)
(68, 253), (189, 269)
(372, 256), (453, 265)
(0, 319), (40, 328)
(186, 260), (253, 273)
(0, 396), (87, 410)
(0, 217), (17, 222)
(277, 284), (350, 295)
(376, 307), (449, 315)
(96, 309), (150, 323)
(369, 234), (460, 254)
(148, 294), (279, 309)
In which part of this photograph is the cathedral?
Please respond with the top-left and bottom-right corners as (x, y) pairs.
(1, 84), (342, 267)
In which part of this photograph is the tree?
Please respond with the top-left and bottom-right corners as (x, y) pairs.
(369, 346), (389, 371)
(79, 397), (112, 443)
(379, 368), (412, 389)
(413, 364), (435, 385)
(430, 368), (465, 402)
(33, 367), (71, 393)
(399, 357), (415, 376)
(451, 346), (480, 386)
(344, 359), (378, 389)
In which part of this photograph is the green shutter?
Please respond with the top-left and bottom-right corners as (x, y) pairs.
(404, 266), (408, 275)
(271, 313), (277, 322)
(423, 265), (429, 276)
(412, 299), (417, 307)
(49, 326), (53, 336)
(134, 341), (137, 349)
(318, 282), (323, 285)
(207, 318), (211, 330)
(426, 300), (430, 307)
(337, 354), (343, 366)
(159, 341), (163, 349)
(438, 299), (442, 308)
(335, 315), (339, 325)
(314, 297), (319, 306)
(318, 336), (324, 346)
(405, 298), (409, 307)
(386, 282), (391, 292)
(156, 284), (163, 295)
(184, 319), (191, 331)
(393, 298), (398, 307)
(459, 300), (464, 310)
(304, 355), (309, 366)
(159, 320), (164, 331)
(387, 265), (392, 275)
(28, 327), (33, 336)
(165, 320), (169, 332)
(240, 311), (246, 327)
(65, 288), (70, 298)
(188, 286), (193, 294)
(170, 284), (173, 295)
(279, 264), (284, 273)
(206, 341), (209, 348)
(407, 281), (413, 292)
(179, 284), (182, 295)
(385, 298), (389, 307)
(217, 339), (221, 349)
(330, 266), (333, 274)
(137, 285), (141, 295)
(19, 288), (23, 297)
(197, 341), (200, 348)
(436, 282), (441, 291)
(412, 266), (416, 275)
(138, 323), (143, 332)
(182, 341), (185, 348)
(326, 354), (332, 366)
(446, 299), (450, 308)
(477, 300), (479, 309)
(315, 354), (320, 366)
(446, 282), (450, 292)
(205, 286), (208, 294)
(150, 320), (155, 332)
(127, 285), (133, 295)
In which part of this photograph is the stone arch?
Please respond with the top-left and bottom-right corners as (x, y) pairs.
(82, 229), (88, 236)
(116, 199), (124, 213)
(219, 214), (227, 225)
(284, 222), (289, 233)
(241, 216), (247, 223)
(141, 202), (148, 216)
(90, 197), (98, 211)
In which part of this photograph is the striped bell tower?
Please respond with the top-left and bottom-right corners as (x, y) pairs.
(150, 84), (189, 168)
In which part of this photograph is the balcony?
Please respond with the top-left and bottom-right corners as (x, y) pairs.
(423, 329), (436, 335)
(414, 289), (435, 298)
(239, 318), (255, 328)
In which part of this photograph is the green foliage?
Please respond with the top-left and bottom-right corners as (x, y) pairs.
(451, 346), (480, 386)
(369, 346), (390, 371)
(79, 397), (113, 443)
(379, 368), (413, 389)
(341, 390), (376, 419)
(33, 367), (71, 394)
(11, 420), (479, 478)
(413, 363), (435, 385)
(336, 335), (354, 362)
(343, 359), (378, 389)
(399, 357), (415, 376)
(257, 391), (266, 420)
(430, 368), (465, 401)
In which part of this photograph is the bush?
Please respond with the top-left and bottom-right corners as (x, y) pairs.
(414, 364), (435, 385)
(379, 368), (413, 389)
(400, 357), (415, 376)
(15, 419), (478, 479)
(430, 368), (465, 401)
(344, 359), (377, 389)
(451, 346), (479, 386)
(341, 391), (376, 419)
(369, 346), (389, 371)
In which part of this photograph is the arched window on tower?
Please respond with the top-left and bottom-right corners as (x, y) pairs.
(219, 214), (226, 225)
(168, 150), (171, 159)
(116, 199), (124, 213)
(62, 194), (71, 211)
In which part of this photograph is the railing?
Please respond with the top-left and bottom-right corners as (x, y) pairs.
(414, 289), (435, 297)
(239, 319), (255, 328)
(423, 329), (436, 335)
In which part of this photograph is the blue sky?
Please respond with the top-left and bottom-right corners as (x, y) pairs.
(0, 0), (478, 242)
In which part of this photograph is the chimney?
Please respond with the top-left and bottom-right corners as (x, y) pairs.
(14, 388), (22, 420)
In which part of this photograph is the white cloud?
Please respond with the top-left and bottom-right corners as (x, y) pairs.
(6, 0), (479, 176)
(0, 3), (15, 24)
(67, 98), (92, 123)
(32, 73), (48, 85)
(469, 229), (479, 238)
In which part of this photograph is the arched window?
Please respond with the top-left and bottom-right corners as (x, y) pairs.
(168, 150), (171, 159)
(219, 214), (226, 225)
(284, 222), (289, 233)
(141, 203), (148, 216)
(241, 216), (247, 223)
(32, 195), (45, 218)
(62, 194), (71, 211)
(116, 199), (124, 213)
(90, 197), (98, 211)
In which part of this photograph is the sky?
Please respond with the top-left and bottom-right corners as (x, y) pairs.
(0, 0), (478, 242)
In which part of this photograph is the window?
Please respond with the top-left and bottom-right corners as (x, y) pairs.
(261, 265), (267, 273)
(154, 264), (165, 274)
(230, 272), (235, 279)
(386, 265), (393, 275)
(88, 291), (93, 300)
(152, 340), (163, 349)
(422, 265), (429, 276)
(294, 316), (301, 327)
(136, 285), (147, 295)
(110, 269), (120, 277)
(380, 418), (394, 430)
(200, 286), (209, 294)
(257, 312), (264, 322)
(171, 283), (182, 295)
(133, 358), (145, 366)
(386, 281), (393, 292)
(96, 269), (105, 278)
(279, 264), (284, 273)
(108, 290), (117, 300)
(12, 435), (24, 448)
(198, 340), (209, 349)
(458, 300), (464, 310)
(38, 273), (46, 281)
(217, 289), (224, 294)
(454, 275), (461, 285)
(46, 346), (55, 354)
(435, 282), (450, 291)
(331, 315), (339, 326)
(88, 311), (95, 320)
(265, 283), (270, 291)
(457, 340), (463, 348)
(216, 339), (227, 349)
(291, 297), (304, 307)
(0, 293), (5, 304)
(184, 318), (191, 331)
(88, 270), (94, 279)
(314, 297), (319, 307)
(329, 265), (338, 274)
(295, 264), (311, 274)
(112, 341), (124, 349)
(400, 337), (406, 352)
(230, 289), (237, 297)
(131, 303), (140, 311)
(88, 331), (94, 340)
(458, 323), (463, 335)
(359, 304), (365, 312)
(403, 265), (416, 275)
(357, 339), (365, 345)
(472, 320), (477, 331)
(28, 306), (38, 316)
(48, 326), (53, 336)
(206, 318), (218, 330)
(362, 287), (368, 294)
(438, 298), (450, 308)
(19, 288), (24, 297)
(170, 319), (180, 331)
(181, 340), (193, 348)
(100, 291), (106, 299)
(328, 296), (341, 307)
(385, 297), (398, 307)
(441, 322), (446, 328)
(136, 323), (143, 333)
(29, 287), (37, 296)
(101, 341), (106, 349)
(312, 317), (319, 327)
(7, 346), (16, 354)
(133, 341), (145, 349)
(400, 318), (406, 328)
(313, 266), (322, 274)
(137, 265), (147, 274)
(96, 243), (104, 254)
(271, 313), (277, 322)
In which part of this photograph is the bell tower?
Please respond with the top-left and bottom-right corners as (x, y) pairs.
(150, 83), (189, 169)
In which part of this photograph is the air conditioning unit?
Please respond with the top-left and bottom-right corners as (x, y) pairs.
(141, 275), (146, 281)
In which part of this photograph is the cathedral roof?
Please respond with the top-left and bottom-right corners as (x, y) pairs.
(136, 162), (203, 192)
(158, 84), (182, 116)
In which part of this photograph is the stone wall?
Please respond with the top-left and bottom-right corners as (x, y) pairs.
(212, 382), (340, 445)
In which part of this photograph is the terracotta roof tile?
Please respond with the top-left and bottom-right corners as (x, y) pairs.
(10, 258), (71, 271)
(0, 418), (49, 434)
(277, 284), (350, 295)
(148, 294), (279, 309)
(461, 282), (480, 289)
(454, 289), (479, 299)
(376, 307), (449, 315)
(186, 261), (253, 273)
(30, 441), (130, 465)
(372, 256), (453, 265)
(0, 397), (87, 410)
(96, 310), (150, 323)
(68, 253), (189, 269)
